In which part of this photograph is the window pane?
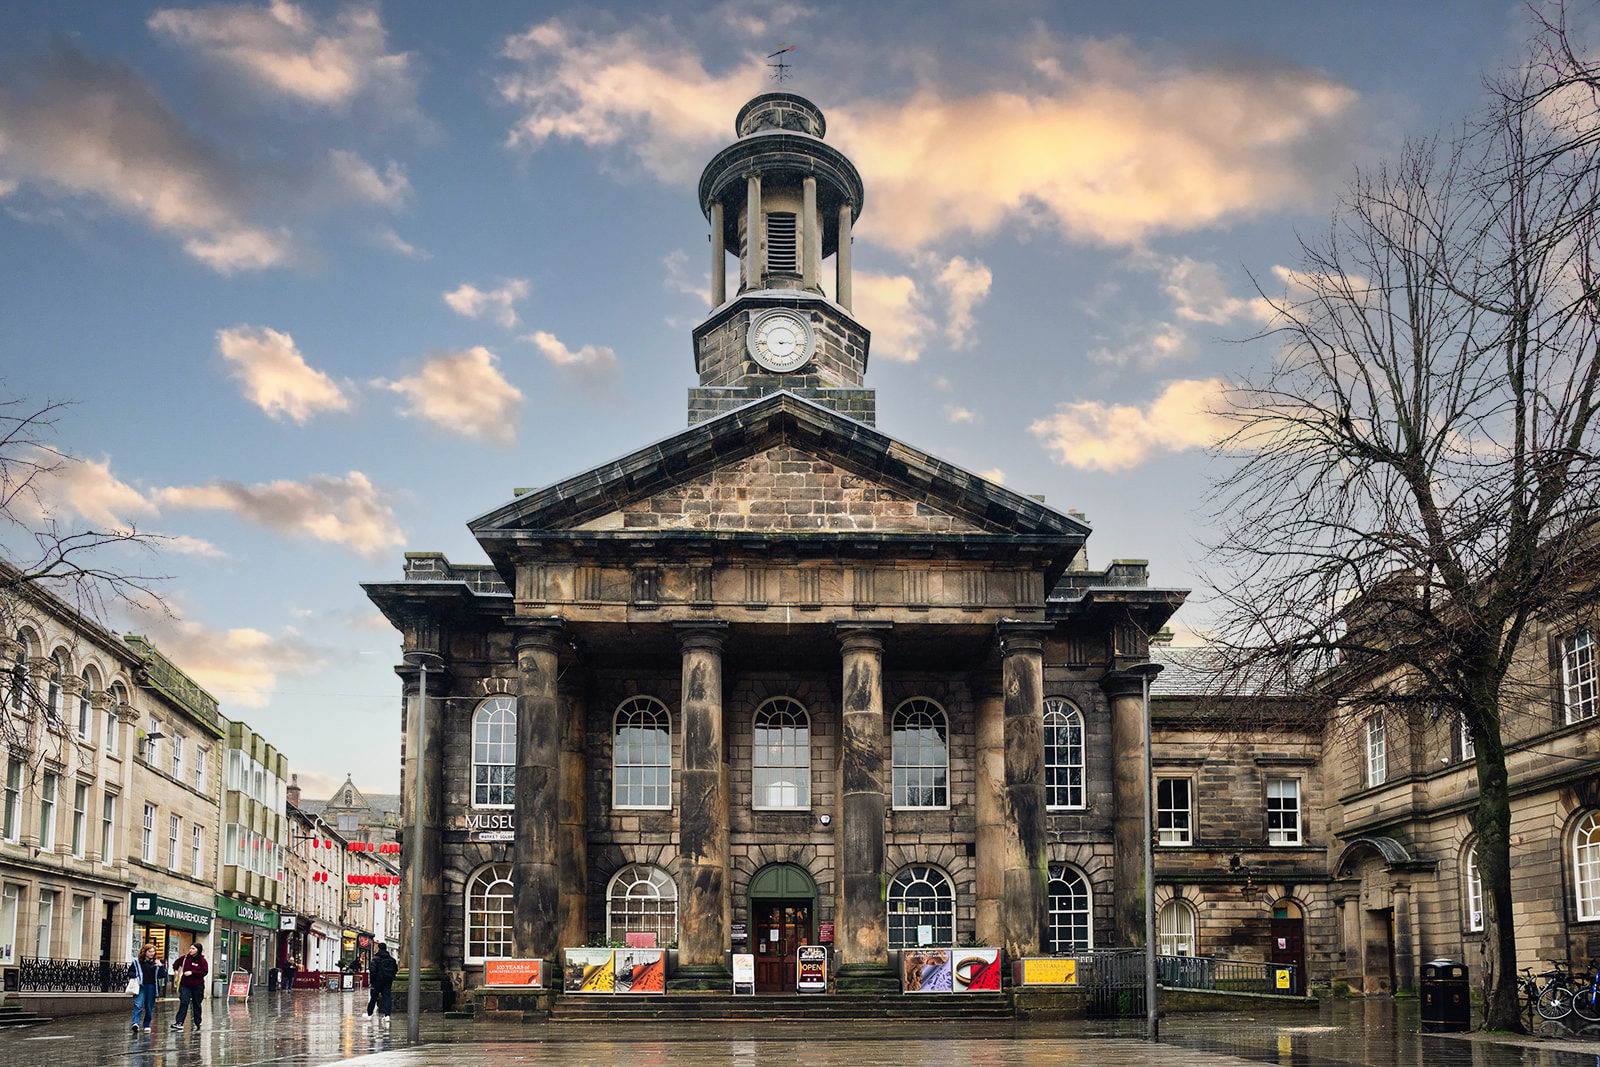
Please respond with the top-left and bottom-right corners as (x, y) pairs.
(613, 698), (672, 808)
(892, 699), (948, 809)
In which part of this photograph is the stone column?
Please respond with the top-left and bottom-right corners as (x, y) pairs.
(836, 203), (853, 310)
(999, 624), (1050, 959)
(511, 620), (564, 964)
(971, 670), (1005, 948)
(674, 623), (730, 987)
(396, 655), (448, 977)
(746, 174), (763, 292)
(802, 177), (819, 293)
(836, 622), (894, 991)
(710, 201), (725, 308)
(1393, 883), (1415, 994)
(556, 672), (589, 954)
(1101, 671), (1147, 946)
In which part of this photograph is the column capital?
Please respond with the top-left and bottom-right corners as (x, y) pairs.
(998, 622), (1052, 658)
(836, 620), (890, 654)
(506, 616), (565, 653)
(394, 658), (454, 693)
(1099, 669), (1153, 700)
(674, 620), (728, 653)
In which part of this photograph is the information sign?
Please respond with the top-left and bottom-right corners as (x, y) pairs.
(818, 922), (834, 944)
(732, 953), (755, 996)
(1276, 968), (1291, 990)
(484, 959), (543, 987)
(1018, 958), (1077, 986)
(797, 945), (827, 993)
(731, 922), (747, 943)
(227, 970), (251, 999)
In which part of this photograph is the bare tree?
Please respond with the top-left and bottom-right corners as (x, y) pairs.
(1206, 20), (1600, 1032)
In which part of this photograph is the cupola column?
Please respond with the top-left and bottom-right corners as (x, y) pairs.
(837, 202), (853, 311)
(710, 201), (726, 307)
(746, 174), (763, 292)
(802, 177), (820, 293)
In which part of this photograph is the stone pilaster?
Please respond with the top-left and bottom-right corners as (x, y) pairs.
(999, 624), (1050, 959)
(556, 670), (589, 954)
(510, 619), (564, 964)
(835, 622), (895, 991)
(1393, 883), (1415, 994)
(1101, 670), (1147, 947)
(971, 669), (1005, 948)
(673, 623), (730, 988)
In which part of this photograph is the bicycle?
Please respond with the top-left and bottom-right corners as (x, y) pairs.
(1572, 960), (1600, 1024)
(1519, 968), (1540, 1027)
(1536, 961), (1577, 1021)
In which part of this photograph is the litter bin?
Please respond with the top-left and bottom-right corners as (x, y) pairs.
(268, 968), (279, 991)
(1421, 959), (1470, 1032)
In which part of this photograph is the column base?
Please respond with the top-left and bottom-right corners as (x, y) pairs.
(834, 962), (899, 994)
(393, 968), (447, 1012)
(667, 963), (732, 992)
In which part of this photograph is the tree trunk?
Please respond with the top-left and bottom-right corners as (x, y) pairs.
(1473, 693), (1523, 1032)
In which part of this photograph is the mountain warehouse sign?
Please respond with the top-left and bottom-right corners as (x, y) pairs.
(132, 892), (213, 932)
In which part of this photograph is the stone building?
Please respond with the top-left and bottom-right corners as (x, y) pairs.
(214, 720), (288, 988)
(365, 92), (1187, 1002)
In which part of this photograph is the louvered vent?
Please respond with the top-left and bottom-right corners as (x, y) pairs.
(767, 213), (798, 273)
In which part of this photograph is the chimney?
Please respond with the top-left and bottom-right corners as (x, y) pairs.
(286, 773), (301, 808)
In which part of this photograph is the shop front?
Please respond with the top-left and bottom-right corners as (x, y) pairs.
(276, 912), (298, 978)
(130, 891), (213, 979)
(214, 896), (278, 993)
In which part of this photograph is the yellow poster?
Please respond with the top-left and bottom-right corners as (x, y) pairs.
(1276, 968), (1291, 989)
(1020, 958), (1076, 985)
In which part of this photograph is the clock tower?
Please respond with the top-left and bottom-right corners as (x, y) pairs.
(688, 93), (875, 426)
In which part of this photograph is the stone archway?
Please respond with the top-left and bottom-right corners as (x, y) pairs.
(1335, 837), (1430, 996)
(746, 863), (818, 993)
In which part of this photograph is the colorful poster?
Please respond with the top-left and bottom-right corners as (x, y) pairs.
(1019, 958), (1077, 985)
(952, 949), (1002, 992)
(483, 959), (543, 987)
(613, 948), (665, 993)
(227, 971), (251, 999)
(797, 945), (827, 993)
(901, 948), (952, 993)
(732, 953), (755, 995)
(564, 948), (615, 993)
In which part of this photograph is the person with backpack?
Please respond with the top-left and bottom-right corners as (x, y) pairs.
(169, 942), (209, 1031)
(366, 943), (399, 1025)
(127, 943), (166, 1033)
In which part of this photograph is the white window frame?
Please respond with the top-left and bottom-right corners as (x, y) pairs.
(1156, 777), (1192, 846)
(1565, 631), (1599, 724)
(46, 650), (66, 725)
(172, 734), (184, 781)
(101, 793), (115, 861)
(38, 772), (57, 851)
(35, 889), (55, 956)
(472, 696), (516, 809)
(1267, 778), (1301, 845)
(1365, 716), (1387, 787)
(76, 671), (93, 740)
(891, 697), (949, 810)
(167, 814), (181, 871)
(1575, 811), (1600, 921)
(1, 760), (19, 843)
(141, 804), (156, 864)
(887, 865), (955, 949)
(1044, 698), (1085, 810)
(1460, 715), (1475, 762)
(69, 895), (86, 959)
(613, 696), (673, 810)
(143, 718), (159, 767)
(70, 782), (87, 858)
(194, 748), (206, 793)
(1047, 865), (1093, 953)
(752, 697), (810, 810)
(605, 864), (679, 947)
(1157, 899), (1197, 956)
(1466, 845), (1484, 932)
(0, 884), (17, 965)
(191, 825), (205, 879)
(464, 863), (514, 964)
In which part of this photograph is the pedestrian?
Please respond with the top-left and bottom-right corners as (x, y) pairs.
(169, 942), (209, 1031)
(282, 954), (298, 992)
(366, 943), (398, 1025)
(127, 943), (166, 1033)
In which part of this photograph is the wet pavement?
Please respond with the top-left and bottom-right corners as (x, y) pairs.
(5, 990), (1600, 1067)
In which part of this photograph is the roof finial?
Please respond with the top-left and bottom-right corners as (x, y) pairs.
(767, 43), (794, 81)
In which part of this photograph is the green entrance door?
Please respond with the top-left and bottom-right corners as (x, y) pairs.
(746, 864), (818, 994)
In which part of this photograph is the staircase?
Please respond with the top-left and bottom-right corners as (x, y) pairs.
(550, 992), (1014, 1024)
(0, 998), (51, 1028)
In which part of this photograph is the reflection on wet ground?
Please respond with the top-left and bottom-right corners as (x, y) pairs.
(7, 989), (1600, 1067)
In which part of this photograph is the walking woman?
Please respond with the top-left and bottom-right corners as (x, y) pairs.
(169, 942), (209, 1031)
(128, 943), (166, 1033)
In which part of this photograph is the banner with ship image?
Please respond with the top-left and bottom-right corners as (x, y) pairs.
(564, 949), (617, 993)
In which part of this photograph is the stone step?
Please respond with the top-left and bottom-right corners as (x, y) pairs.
(0, 1004), (53, 1027)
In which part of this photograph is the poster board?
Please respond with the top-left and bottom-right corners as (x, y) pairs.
(901, 949), (952, 992)
(797, 945), (827, 993)
(1276, 968), (1291, 990)
(227, 970), (252, 999)
(952, 949), (1002, 992)
(1017, 958), (1077, 986)
(732, 954), (755, 995)
(613, 948), (665, 993)
(563, 949), (615, 993)
(484, 959), (543, 988)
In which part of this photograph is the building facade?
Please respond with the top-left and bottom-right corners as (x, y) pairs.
(366, 92), (1186, 1003)
(214, 720), (288, 988)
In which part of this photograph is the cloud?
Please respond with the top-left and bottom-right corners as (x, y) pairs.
(125, 611), (330, 708)
(370, 225), (427, 259)
(852, 272), (933, 362)
(663, 249), (711, 306)
(944, 405), (980, 424)
(714, 1), (806, 37)
(328, 149), (409, 206)
(523, 330), (619, 391)
(444, 280), (528, 328)
(932, 255), (992, 347)
(148, 0), (418, 113)
(164, 534), (226, 558)
(1089, 320), (1192, 369)
(157, 471), (405, 558)
(0, 41), (294, 272)
(1030, 377), (1230, 471)
(1136, 253), (1275, 325)
(10, 448), (159, 529)
(977, 467), (1006, 485)
(378, 347), (523, 442)
(217, 324), (353, 422)
(496, 26), (1358, 249)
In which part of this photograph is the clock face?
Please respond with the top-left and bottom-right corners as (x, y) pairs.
(747, 309), (815, 373)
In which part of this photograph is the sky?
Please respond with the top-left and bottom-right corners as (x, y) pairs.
(0, 0), (1561, 797)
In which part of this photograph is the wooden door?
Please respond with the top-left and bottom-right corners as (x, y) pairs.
(752, 901), (811, 992)
(1269, 918), (1306, 996)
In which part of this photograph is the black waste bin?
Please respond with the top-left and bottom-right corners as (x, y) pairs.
(1421, 959), (1471, 1032)
(267, 968), (279, 991)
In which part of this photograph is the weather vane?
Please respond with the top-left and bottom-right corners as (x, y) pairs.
(768, 44), (795, 81)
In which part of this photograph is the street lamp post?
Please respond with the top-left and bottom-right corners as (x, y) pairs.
(1127, 660), (1165, 1042)
(402, 651), (439, 1044)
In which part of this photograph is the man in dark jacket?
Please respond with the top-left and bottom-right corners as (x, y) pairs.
(366, 943), (399, 1024)
(169, 943), (208, 1031)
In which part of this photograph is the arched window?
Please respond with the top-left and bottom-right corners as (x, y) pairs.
(9, 630), (33, 710)
(613, 697), (672, 809)
(47, 649), (67, 723)
(76, 667), (97, 739)
(1575, 812), (1600, 921)
(1464, 845), (1484, 932)
(105, 682), (126, 756)
(607, 865), (677, 946)
(752, 697), (809, 810)
(464, 864), (514, 963)
(472, 696), (516, 809)
(1044, 699), (1084, 809)
(1157, 900), (1196, 956)
(892, 698), (948, 809)
(1047, 865), (1092, 953)
(887, 865), (955, 949)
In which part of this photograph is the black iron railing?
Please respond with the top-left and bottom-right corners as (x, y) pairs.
(18, 957), (120, 993)
(1067, 950), (1296, 1017)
